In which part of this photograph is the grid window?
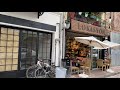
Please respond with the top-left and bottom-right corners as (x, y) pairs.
(0, 27), (19, 72)
(20, 31), (52, 69)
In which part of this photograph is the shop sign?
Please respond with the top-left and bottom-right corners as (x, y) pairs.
(71, 19), (109, 36)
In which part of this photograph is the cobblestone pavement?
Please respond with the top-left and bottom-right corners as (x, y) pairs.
(106, 73), (120, 78)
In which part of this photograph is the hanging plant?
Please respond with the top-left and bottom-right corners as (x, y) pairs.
(65, 19), (70, 29)
(90, 12), (96, 19)
(78, 12), (82, 15)
(85, 12), (89, 17)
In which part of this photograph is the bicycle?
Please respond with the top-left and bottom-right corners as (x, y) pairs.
(26, 59), (55, 78)
(26, 59), (43, 78)
(35, 61), (56, 78)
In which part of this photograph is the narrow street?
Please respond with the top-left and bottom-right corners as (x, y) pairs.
(106, 73), (120, 78)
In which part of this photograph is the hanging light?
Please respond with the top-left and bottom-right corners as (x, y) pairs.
(109, 12), (112, 23)
(109, 16), (112, 23)
(38, 12), (44, 18)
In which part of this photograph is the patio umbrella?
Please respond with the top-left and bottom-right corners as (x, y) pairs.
(102, 40), (120, 60)
(75, 36), (109, 49)
(102, 40), (120, 49)
(93, 46), (107, 49)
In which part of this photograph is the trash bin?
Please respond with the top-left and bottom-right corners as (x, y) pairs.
(56, 67), (67, 78)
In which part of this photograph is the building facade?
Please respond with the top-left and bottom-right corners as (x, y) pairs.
(0, 12), (62, 78)
(63, 12), (110, 69)
(62, 12), (120, 67)
(107, 12), (120, 66)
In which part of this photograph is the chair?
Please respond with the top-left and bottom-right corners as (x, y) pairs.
(96, 59), (106, 71)
(70, 60), (80, 75)
(80, 59), (92, 75)
(104, 59), (111, 69)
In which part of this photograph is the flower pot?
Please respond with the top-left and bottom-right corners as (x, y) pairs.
(85, 13), (88, 17)
(65, 22), (70, 29)
(79, 12), (82, 15)
(90, 15), (96, 19)
(96, 17), (99, 21)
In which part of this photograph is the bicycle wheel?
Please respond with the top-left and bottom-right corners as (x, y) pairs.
(26, 64), (38, 78)
(35, 68), (46, 78)
(47, 70), (55, 78)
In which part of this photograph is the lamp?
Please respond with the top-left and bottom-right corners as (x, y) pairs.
(109, 12), (112, 23)
(38, 12), (44, 18)
(109, 12), (112, 29)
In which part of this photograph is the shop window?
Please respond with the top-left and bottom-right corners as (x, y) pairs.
(0, 27), (19, 72)
(20, 31), (52, 69)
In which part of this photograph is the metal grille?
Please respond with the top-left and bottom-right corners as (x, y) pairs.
(20, 30), (52, 70)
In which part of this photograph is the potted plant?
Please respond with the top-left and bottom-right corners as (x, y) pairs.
(78, 12), (82, 15)
(90, 12), (96, 19)
(85, 12), (89, 17)
(65, 19), (70, 29)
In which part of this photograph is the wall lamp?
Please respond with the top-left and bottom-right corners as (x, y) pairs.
(38, 12), (44, 18)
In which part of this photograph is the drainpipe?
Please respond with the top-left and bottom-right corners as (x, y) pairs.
(55, 23), (60, 67)
(53, 12), (65, 67)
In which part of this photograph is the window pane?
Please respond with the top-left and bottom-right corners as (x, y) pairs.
(7, 41), (13, 46)
(14, 36), (19, 41)
(6, 59), (12, 65)
(1, 34), (7, 40)
(0, 60), (5, 65)
(13, 47), (19, 52)
(6, 53), (12, 58)
(0, 47), (6, 52)
(13, 53), (18, 58)
(47, 48), (50, 53)
(14, 42), (19, 47)
(8, 29), (13, 35)
(0, 41), (7, 46)
(13, 59), (18, 64)
(0, 66), (5, 71)
(8, 35), (13, 40)
(12, 65), (18, 70)
(14, 30), (19, 35)
(6, 65), (12, 71)
(1, 27), (7, 34)
(0, 53), (6, 58)
(43, 48), (47, 52)
(7, 47), (13, 52)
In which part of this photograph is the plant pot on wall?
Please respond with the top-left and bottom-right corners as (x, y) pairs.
(85, 12), (89, 17)
(79, 12), (82, 15)
(65, 20), (70, 29)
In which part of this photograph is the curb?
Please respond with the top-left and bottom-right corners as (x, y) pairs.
(100, 71), (120, 78)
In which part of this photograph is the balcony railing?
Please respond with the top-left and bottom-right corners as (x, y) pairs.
(68, 12), (110, 29)
(74, 16), (110, 29)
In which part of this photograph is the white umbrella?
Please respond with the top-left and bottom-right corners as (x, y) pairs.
(103, 40), (120, 49)
(75, 36), (109, 49)
(102, 40), (120, 61)
(93, 46), (107, 49)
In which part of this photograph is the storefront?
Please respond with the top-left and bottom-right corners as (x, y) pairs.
(0, 12), (60, 78)
(64, 19), (109, 69)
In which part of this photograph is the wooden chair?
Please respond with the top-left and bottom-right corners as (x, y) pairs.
(96, 59), (106, 71)
(80, 59), (92, 75)
(70, 60), (80, 75)
(104, 59), (111, 69)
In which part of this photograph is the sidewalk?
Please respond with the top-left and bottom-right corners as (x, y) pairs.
(69, 66), (120, 78)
